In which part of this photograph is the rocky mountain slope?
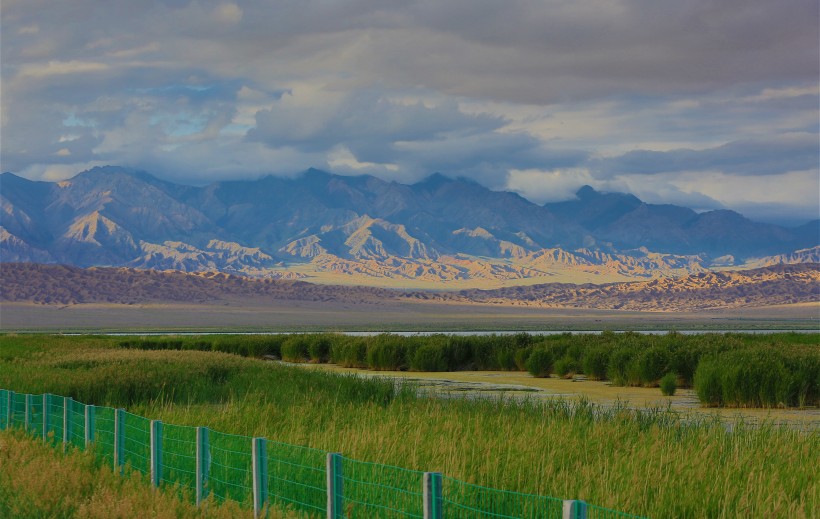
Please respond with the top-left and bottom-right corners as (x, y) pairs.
(1, 262), (816, 311)
(1, 166), (817, 283)
(439, 263), (820, 311)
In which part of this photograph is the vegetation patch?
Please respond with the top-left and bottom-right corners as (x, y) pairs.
(0, 429), (259, 518)
(1, 334), (818, 518)
(117, 331), (819, 407)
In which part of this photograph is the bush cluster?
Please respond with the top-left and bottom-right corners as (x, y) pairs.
(694, 347), (819, 407)
(118, 332), (820, 407)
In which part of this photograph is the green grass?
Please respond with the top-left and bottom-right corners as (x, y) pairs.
(1, 334), (818, 518)
(117, 331), (820, 407)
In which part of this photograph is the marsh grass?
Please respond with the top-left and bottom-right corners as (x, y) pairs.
(117, 331), (820, 406)
(0, 429), (302, 518)
(659, 373), (677, 396)
(1, 335), (818, 518)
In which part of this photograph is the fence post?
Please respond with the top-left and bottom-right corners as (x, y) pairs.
(150, 420), (163, 488)
(42, 394), (51, 442)
(563, 500), (588, 519)
(25, 394), (32, 432)
(114, 408), (125, 472)
(326, 452), (343, 519)
(63, 397), (72, 451)
(85, 405), (95, 448)
(6, 391), (13, 430)
(252, 437), (268, 517)
(423, 472), (443, 519)
(196, 427), (210, 505)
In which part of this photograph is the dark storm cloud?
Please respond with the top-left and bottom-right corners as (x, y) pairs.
(598, 134), (820, 176)
(1, 0), (818, 222)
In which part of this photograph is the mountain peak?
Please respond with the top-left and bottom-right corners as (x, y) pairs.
(576, 185), (598, 199)
(417, 172), (451, 188)
(75, 165), (139, 178)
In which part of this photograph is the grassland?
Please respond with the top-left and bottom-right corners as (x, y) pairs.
(289, 365), (820, 430)
(0, 428), (303, 518)
(1, 335), (819, 517)
(118, 331), (820, 408)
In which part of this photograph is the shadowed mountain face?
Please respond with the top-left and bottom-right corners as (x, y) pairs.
(543, 186), (818, 257)
(1, 166), (817, 280)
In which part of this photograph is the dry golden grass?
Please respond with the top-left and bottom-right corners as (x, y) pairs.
(0, 430), (292, 518)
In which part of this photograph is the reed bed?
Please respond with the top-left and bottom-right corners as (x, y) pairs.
(1, 334), (818, 518)
(117, 331), (820, 407)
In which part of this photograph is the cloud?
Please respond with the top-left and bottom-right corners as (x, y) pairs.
(1, 0), (818, 223)
(506, 168), (596, 204)
(18, 60), (109, 78)
(596, 134), (819, 176)
(248, 90), (503, 156)
(212, 3), (242, 25)
(245, 89), (582, 185)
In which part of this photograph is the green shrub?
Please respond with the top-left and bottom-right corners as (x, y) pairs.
(607, 347), (635, 386)
(636, 346), (670, 386)
(660, 373), (677, 396)
(692, 348), (820, 408)
(514, 347), (532, 371)
(366, 335), (406, 370)
(281, 336), (310, 362)
(329, 338), (368, 368)
(495, 346), (517, 371)
(411, 344), (449, 371)
(307, 335), (332, 363)
(554, 355), (578, 378)
(513, 332), (533, 347)
(471, 336), (499, 370)
(694, 359), (723, 406)
(445, 336), (473, 370)
(526, 348), (553, 378)
(582, 346), (610, 380)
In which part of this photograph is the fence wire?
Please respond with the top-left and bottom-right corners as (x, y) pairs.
(267, 440), (327, 516)
(209, 429), (253, 505)
(342, 458), (425, 519)
(443, 476), (566, 519)
(161, 423), (198, 495)
(0, 389), (646, 519)
(123, 411), (151, 476)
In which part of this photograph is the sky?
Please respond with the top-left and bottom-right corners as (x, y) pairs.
(2, 0), (818, 225)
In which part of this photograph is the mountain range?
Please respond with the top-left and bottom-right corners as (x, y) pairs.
(2, 262), (816, 312)
(1, 166), (817, 285)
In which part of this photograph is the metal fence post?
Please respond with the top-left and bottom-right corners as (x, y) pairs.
(423, 472), (443, 519)
(196, 427), (210, 505)
(150, 420), (163, 488)
(114, 408), (125, 472)
(326, 452), (343, 519)
(252, 437), (268, 517)
(63, 397), (72, 451)
(42, 394), (51, 442)
(6, 391), (13, 429)
(563, 500), (588, 519)
(85, 405), (95, 448)
(25, 394), (32, 432)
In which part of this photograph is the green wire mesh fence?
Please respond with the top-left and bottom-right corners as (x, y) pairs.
(0, 389), (647, 519)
